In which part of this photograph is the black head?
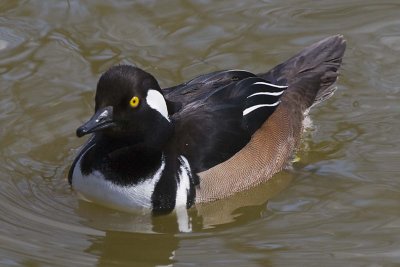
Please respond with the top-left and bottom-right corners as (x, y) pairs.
(77, 65), (173, 147)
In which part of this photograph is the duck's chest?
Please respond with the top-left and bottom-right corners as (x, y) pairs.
(71, 153), (165, 211)
(70, 145), (195, 213)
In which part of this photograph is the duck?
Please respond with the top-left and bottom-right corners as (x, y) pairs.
(68, 35), (346, 215)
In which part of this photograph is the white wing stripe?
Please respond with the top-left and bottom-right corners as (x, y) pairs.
(243, 101), (280, 116)
(247, 91), (284, 98)
(253, 81), (288, 89)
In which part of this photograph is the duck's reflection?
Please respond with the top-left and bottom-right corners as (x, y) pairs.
(87, 231), (179, 266)
(196, 171), (293, 227)
(77, 171), (293, 265)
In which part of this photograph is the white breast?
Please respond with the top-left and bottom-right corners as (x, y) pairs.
(71, 152), (165, 213)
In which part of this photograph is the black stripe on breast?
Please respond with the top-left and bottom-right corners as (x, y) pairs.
(151, 155), (197, 214)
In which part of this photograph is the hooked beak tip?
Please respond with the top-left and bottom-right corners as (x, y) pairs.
(76, 127), (87, 137)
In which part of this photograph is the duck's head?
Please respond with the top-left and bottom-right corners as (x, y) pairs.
(77, 65), (173, 147)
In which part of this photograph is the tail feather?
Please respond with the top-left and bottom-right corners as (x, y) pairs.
(259, 35), (346, 111)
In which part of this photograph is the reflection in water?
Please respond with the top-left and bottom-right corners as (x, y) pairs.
(196, 172), (293, 228)
(88, 232), (179, 267)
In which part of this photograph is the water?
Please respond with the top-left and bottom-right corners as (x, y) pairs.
(1, 0), (400, 266)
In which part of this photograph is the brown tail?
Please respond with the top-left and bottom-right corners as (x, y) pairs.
(259, 35), (346, 110)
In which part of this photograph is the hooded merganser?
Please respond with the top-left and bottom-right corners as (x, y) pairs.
(69, 35), (346, 215)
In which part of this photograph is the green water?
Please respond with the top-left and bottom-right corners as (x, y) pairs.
(1, 1), (400, 266)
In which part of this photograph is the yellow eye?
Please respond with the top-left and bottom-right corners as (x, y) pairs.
(129, 96), (140, 108)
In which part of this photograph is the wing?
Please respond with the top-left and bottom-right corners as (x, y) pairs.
(171, 102), (250, 173)
(162, 69), (256, 112)
(170, 76), (288, 173)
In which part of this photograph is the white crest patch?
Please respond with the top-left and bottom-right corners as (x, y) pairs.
(146, 89), (170, 122)
(72, 151), (166, 212)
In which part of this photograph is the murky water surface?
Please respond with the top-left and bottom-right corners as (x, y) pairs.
(1, 1), (400, 266)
